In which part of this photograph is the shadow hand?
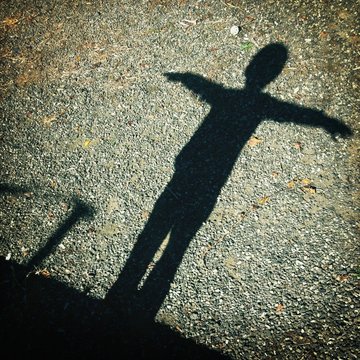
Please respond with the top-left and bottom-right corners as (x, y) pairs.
(164, 72), (184, 82)
(324, 118), (353, 140)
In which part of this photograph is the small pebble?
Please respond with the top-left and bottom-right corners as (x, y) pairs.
(230, 25), (240, 35)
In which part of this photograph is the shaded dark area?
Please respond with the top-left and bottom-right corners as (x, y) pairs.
(0, 43), (352, 359)
(0, 187), (226, 358)
(0, 259), (228, 359)
(106, 43), (352, 319)
(0, 183), (31, 194)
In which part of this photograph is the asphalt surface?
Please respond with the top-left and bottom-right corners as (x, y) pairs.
(0, 1), (359, 359)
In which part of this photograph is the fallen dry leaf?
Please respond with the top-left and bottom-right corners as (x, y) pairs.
(336, 274), (350, 282)
(42, 114), (56, 126)
(293, 142), (302, 150)
(299, 179), (316, 193)
(258, 196), (270, 205)
(60, 202), (69, 212)
(2, 17), (19, 27)
(287, 180), (296, 189)
(142, 210), (150, 220)
(349, 35), (359, 44)
(301, 185), (316, 194)
(21, 247), (29, 257)
(83, 139), (92, 148)
(49, 179), (57, 189)
(338, 10), (349, 20)
(300, 178), (312, 186)
(319, 31), (329, 40)
(36, 268), (51, 278)
(247, 136), (262, 147)
(275, 303), (285, 314)
(15, 74), (30, 86)
(15, 69), (41, 87)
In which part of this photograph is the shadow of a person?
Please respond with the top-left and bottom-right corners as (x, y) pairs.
(106, 43), (352, 320)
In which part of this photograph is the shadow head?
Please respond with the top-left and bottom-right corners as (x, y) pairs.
(245, 43), (288, 91)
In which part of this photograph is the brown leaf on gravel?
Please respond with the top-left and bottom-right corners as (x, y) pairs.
(319, 31), (329, 40)
(349, 35), (359, 44)
(287, 180), (296, 189)
(258, 196), (270, 205)
(336, 274), (350, 282)
(15, 69), (41, 87)
(42, 114), (56, 127)
(247, 136), (262, 147)
(301, 185), (316, 194)
(298, 178), (317, 194)
(293, 142), (302, 150)
(21, 247), (29, 257)
(245, 15), (256, 22)
(275, 303), (285, 314)
(300, 178), (312, 186)
(83, 139), (92, 148)
(142, 210), (150, 220)
(60, 202), (69, 212)
(2, 17), (19, 27)
(35, 268), (51, 278)
(49, 179), (57, 189)
(338, 10), (349, 20)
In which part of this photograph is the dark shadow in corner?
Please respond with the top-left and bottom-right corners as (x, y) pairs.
(106, 43), (352, 320)
(0, 258), (229, 359)
(0, 187), (227, 359)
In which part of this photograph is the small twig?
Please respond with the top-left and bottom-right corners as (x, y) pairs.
(179, 19), (197, 28)
(221, 0), (241, 9)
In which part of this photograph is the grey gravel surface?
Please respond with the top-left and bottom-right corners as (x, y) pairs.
(0, 1), (359, 359)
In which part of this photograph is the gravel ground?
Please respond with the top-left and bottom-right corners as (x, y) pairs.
(0, 1), (359, 359)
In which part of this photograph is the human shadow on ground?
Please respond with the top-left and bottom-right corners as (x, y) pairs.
(0, 43), (353, 359)
(106, 43), (352, 320)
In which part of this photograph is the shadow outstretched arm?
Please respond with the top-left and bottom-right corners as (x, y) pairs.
(269, 99), (353, 139)
(164, 72), (223, 104)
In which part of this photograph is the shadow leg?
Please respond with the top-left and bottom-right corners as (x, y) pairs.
(105, 188), (178, 306)
(135, 200), (213, 319)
